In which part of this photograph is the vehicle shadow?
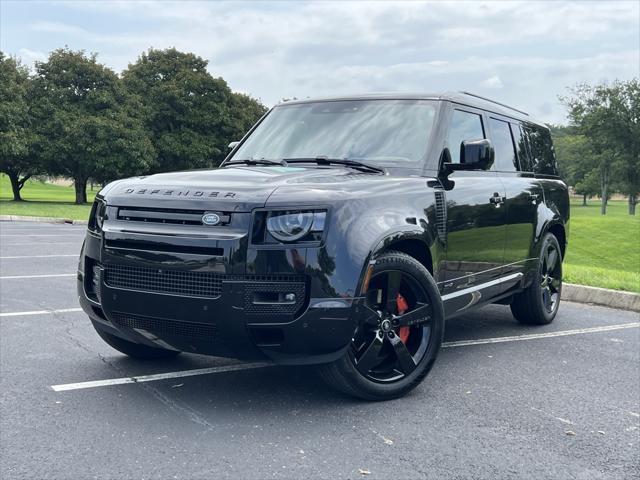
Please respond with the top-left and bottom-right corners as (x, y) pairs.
(98, 304), (546, 421)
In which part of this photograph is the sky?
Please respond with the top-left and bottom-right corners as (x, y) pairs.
(1, 0), (639, 124)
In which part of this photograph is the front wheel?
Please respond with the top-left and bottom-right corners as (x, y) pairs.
(510, 232), (563, 325)
(318, 251), (444, 401)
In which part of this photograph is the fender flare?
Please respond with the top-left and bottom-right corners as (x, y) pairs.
(354, 226), (437, 296)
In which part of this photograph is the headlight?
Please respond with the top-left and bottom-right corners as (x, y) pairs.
(88, 199), (106, 233)
(262, 210), (326, 243)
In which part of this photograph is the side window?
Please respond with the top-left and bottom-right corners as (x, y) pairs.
(489, 118), (518, 172)
(510, 123), (530, 172)
(447, 109), (485, 163)
(524, 124), (558, 175)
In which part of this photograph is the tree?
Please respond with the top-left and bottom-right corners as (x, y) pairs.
(552, 128), (599, 206)
(0, 52), (38, 201)
(123, 48), (228, 172)
(562, 80), (640, 215)
(226, 92), (268, 144)
(30, 48), (154, 204)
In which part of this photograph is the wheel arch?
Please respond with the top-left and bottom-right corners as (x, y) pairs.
(545, 222), (567, 260)
(355, 229), (437, 296)
(379, 238), (434, 275)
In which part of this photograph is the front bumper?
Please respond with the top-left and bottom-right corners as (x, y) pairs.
(78, 219), (364, 365)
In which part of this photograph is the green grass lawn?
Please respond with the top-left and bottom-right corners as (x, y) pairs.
(1, 175), (638, 292)
(564, 199), (639, 293)
(0, 174), (96, 220)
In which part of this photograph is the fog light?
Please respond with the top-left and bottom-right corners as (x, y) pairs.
(252, 292), (297, 304)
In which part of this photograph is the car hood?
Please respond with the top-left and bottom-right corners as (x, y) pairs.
(101, 165), (391, 211)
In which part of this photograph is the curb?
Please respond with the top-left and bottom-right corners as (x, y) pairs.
(0, 215), (88, 225)
(564, 283), (640, 312)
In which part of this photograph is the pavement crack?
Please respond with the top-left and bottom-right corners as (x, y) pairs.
(132, 381), (217, 432)
(51, 312), (216, 432)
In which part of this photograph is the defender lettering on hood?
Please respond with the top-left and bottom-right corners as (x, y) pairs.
(123, 187), (238, 198)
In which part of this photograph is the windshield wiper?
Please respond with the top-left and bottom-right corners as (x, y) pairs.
(224, 158), (287, 167)
(281, 157), (385, 174)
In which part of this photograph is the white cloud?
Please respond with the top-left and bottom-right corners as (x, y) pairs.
(480, 75), (504, 89)
(17, 48), (46, 64)
(4, 0), (639, 123)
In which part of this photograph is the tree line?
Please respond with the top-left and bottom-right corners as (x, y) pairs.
(0, 47), (267, 204)
(553, 79), (639, 215)
(1, 48), (637, 213)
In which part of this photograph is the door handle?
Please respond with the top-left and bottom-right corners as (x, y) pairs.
(529, 193), (541, 204)
(489, 193), (505, 206)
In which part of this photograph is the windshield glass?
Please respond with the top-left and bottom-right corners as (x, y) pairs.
(230, 99), (437, 166)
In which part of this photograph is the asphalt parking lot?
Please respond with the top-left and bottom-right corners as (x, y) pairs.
(0, 220), (638, 480)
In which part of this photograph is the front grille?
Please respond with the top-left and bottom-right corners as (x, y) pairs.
(111, 311), (217, 338)
(104, 264), (223, 298)
(103, 264), (307, 300)
(117, 207), (231, 226)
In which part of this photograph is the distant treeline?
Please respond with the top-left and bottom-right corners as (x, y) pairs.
(0, 48), (267, 203)
(552, 79), (638, 215)
(1, 48), (638, 213)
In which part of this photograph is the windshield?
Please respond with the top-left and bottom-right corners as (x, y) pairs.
(230, 99), (437, 166)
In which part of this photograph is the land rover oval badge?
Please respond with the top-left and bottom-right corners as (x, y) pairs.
(202, 212), (221, 226)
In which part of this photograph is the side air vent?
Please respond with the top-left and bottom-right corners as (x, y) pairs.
(117, 207), (231, 226)
(434, 190), (447, 245)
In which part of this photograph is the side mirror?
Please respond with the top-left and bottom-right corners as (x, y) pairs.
(446, 139), (495, 171)
(228, 141), (240, 150)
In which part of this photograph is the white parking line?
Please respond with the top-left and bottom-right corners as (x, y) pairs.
(0, 234), (84, 237)
(0, 307), (82, 317)
(50, 322), (639, 392)
(0, 273), (76, 279)
(0, 228), (85, 232)
(441, 323), (639, 348)
(1, 242), (81, 246)
(0, 254), (78, 259)
(51, 363), (273, 392)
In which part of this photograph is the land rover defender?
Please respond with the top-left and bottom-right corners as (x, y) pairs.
(78, 92), (569, 400)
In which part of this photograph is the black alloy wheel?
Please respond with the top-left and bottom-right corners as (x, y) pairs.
(511, 233), (563, 325)
(352, 269), (432, 382)
(318, 251), (444, 400)
(539, 240), (562, 314)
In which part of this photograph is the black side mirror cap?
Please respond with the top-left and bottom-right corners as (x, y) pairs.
(444, 139), (495, 171)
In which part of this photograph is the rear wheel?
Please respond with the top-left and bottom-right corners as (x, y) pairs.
(318, 251), (444, 400)
(511, 233), (563, 325)
(94, 326), (180, 359)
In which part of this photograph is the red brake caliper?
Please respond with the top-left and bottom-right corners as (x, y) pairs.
(396, 293), (411, 343)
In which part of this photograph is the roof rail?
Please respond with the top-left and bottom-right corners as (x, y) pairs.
(459, 91), (529, 116)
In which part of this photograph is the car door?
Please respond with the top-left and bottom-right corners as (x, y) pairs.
(439, 106), (507, 315)
(487, 117), (544, 285)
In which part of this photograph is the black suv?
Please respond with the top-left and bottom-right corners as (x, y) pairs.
(78, 92), (569, 400)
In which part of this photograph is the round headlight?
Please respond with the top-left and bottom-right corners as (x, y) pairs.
(266, 211), (315, 242)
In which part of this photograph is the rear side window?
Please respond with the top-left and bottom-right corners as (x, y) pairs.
(524, 124), (558, 175)
(447, 109), (485, 163)
(489, 118), (518, 172)
(510, 123), (530, 172)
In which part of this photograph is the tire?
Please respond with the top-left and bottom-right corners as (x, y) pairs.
(318, 251), (444, 401)
(510, 232), (563, 325)
(94, 326), (181, 359)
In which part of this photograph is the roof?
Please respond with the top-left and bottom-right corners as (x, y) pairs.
(277, 91), (547, 128)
